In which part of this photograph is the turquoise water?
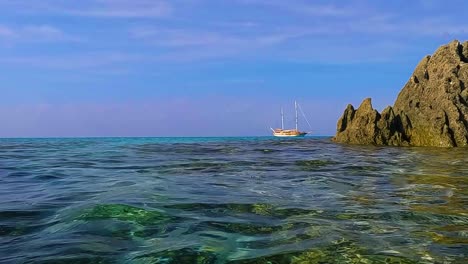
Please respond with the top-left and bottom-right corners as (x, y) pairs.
(0, 137), (467, 263)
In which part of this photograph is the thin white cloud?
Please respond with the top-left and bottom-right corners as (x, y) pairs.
(0, 24), (81, 42)
(404, 18), (468, 36)
(236, 0), (468, 37)
(130, 26), (311, 48)
(128, 26), (314, 62)
(0, 0), (172, 18)
(238, 0), (358, 17)
(0, 25), (15, 37)
(0, 52), (144, 69)
(131, 28), (238, 46)
(66, 0), (172, 18)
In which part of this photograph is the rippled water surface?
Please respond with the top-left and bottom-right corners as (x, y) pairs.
(1, 137), (467, 263)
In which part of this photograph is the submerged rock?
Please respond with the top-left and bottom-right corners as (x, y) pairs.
(231, 239), (420, 264)
(78, 204), (170, 225)
(333, 40), (468, 147)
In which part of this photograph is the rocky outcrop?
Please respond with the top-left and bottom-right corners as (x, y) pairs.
(333, 40), (468, 147)
(334, 98), (410, 146)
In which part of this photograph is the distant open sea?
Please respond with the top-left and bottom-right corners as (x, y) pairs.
(0, 137), (467, 263)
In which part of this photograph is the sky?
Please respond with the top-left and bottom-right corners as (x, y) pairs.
(0, 0), (467, 137)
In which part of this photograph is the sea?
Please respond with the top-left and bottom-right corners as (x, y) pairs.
(0, 137), (467, 263)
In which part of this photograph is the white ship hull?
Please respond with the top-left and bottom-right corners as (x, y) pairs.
(273, 131), (307, 137)
(273, 134), (307, 137)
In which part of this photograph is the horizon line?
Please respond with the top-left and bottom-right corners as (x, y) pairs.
(0, 135), (333, 139)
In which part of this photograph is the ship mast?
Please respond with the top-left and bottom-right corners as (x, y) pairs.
(295, 100), (298, 131)
(281, 107), (284, 129)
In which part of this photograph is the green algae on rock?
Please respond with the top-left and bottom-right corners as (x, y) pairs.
(130, 248), (218, 264)
(334, 40), (468, 147)
(230, 239), (420, 264)
(78, 204), (170, 225)
(290, 240), (419, 264)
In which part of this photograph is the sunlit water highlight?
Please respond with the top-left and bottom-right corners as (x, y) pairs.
(0, 137), (467, 263)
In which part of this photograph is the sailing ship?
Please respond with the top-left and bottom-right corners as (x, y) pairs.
(271, 101), (309, 137)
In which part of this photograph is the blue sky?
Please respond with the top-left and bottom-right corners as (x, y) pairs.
(0, 0), (466, 137)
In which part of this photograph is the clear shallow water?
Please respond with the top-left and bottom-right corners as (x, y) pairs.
(0, 137), (467, 264)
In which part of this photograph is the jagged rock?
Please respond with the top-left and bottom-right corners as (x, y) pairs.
(333, 40), (468, 147)
(334, 98), (409, 146)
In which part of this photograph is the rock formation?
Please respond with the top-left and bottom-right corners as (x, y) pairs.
(333, 40), (468, 147)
